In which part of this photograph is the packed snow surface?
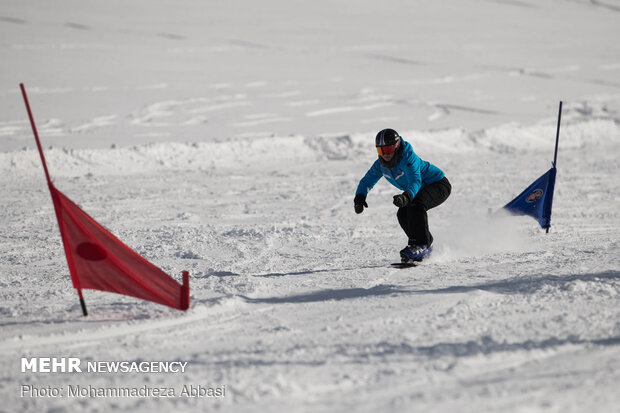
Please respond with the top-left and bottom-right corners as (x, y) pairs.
(1, 0), (619, 412)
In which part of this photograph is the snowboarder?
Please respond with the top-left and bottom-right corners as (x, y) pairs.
(354, 128), (451, 262)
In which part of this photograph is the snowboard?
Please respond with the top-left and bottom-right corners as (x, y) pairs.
(390, 261), (420, 268)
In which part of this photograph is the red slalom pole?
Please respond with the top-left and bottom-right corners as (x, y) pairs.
(181, 271), (190, 310)
(77, 289), (89, 316)
(20, 83), (88, 316)
(20, 83), (53, 185)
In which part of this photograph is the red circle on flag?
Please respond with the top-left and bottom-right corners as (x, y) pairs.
(76, 242), (107, 261)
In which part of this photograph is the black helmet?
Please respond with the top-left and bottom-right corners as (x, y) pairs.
(375, 128), (401, 147)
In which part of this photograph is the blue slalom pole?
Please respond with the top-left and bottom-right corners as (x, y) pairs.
(547, 101), (562, 233)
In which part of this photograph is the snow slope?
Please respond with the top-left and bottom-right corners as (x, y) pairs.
(1, 0), (619, 412)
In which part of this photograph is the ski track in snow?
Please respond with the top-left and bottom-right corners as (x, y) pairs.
(1, 0), (620, 411)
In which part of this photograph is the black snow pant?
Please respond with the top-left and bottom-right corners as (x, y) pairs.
(397, 177), (451, 247)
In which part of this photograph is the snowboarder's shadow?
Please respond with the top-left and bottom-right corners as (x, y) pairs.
(239, 283), (408, 304)
(203, 265), (385, 279)
(250, 264), (385, 279)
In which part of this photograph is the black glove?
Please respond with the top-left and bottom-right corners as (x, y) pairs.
(354, 194), (368, 214)
(393, 192), (413, 208)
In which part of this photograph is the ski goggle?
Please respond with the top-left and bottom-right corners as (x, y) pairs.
(376, 144), (397, 156)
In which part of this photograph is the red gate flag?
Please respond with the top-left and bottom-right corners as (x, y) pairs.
(20, 83), (189, 314)
(50, 183), (190, 310)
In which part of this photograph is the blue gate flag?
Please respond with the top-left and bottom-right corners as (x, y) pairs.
(503, 167), (557, 230)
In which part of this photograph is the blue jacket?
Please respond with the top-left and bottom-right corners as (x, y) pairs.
(356, 140), (445, 199)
